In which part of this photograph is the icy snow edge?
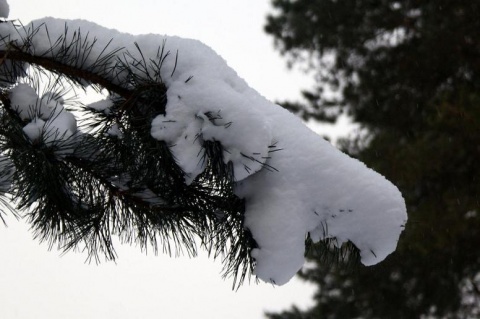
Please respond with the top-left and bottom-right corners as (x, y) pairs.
(7, 17), (407, 285)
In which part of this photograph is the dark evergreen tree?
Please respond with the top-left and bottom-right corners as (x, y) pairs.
(265, 0), (480, 318)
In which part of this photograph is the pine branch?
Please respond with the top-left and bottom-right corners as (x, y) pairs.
(0, 20), (256, 288)
(1, 47), (133, 98)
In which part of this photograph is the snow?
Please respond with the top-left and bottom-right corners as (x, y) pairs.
(22, 117), (45, 142)
(9, 83), (77, 147)
(9, 83), (38, 120)
(234, 104), (406, 283)
(43, 110), (77, 144)
(0, 0), (8, 18)
(2, 16), (407, 285)
(150, 91), (272, 183)
(38, 92), (65, 119)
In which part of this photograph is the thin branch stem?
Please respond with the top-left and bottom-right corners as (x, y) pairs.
(0, 48), (132, 99)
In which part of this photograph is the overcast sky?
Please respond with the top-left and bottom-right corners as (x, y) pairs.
(0, 1), (321, 318)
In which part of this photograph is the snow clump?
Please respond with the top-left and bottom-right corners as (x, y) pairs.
(9, 83), (77, 148)
(0, 0), (9, 19)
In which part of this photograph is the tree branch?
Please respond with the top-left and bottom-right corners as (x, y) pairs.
(0, 48), (132, 99)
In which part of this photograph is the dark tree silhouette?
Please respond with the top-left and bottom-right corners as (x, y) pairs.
(265, 0), (480, 317)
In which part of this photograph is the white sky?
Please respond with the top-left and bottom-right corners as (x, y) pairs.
(0, 1), (326, 318)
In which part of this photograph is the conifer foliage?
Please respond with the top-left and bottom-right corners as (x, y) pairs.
(0, 13), (252, 286)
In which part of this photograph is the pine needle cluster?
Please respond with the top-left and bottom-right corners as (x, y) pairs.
(0, 19), (256, 288)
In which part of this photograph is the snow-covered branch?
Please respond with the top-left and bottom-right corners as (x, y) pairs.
(0, 3), (407, 287)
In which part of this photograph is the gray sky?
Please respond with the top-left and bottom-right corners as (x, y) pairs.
(0, 1), (321, 318)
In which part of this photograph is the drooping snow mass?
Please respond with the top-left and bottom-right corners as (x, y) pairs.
(2, 17), (407, 285)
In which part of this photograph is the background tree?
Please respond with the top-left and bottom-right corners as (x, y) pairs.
(265, 0), (480, 318)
